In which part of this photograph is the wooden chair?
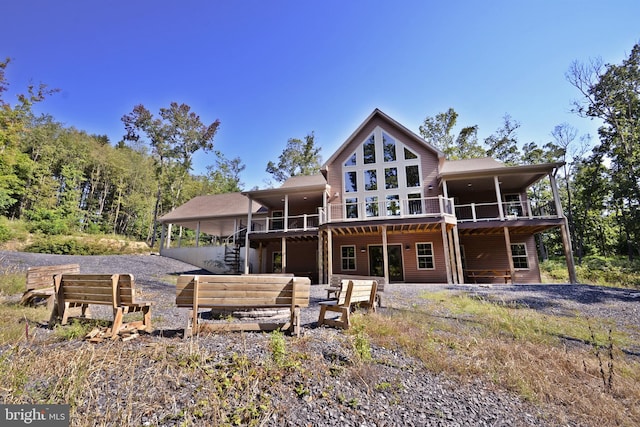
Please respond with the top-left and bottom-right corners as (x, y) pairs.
(317, 279), (378, 329)
(49, 274), (153, 335)
(21, 264), (80, 309)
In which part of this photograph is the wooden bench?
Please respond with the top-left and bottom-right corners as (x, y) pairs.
(176, 274), (311, 338)
(49, 274), (153, 335)
(465, 269), (512, 284)
(318, 279), (378, 329)
(20, 264), (80, 308)
(327, 274), (385, 306)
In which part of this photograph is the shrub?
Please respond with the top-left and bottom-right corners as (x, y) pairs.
(0, 217), (14, 243)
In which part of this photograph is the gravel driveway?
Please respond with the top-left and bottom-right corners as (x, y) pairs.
(2, 250), (639, 426)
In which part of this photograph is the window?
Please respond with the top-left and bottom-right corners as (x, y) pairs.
(511, 243), (529, 269)
(341, 246), (356, 270)
(364, 170), (377, 191)
(344, 153), (356, 166)
(366, 196), (379, 217)
(404, 147), (417, 159)
(408, 193), (422, 214)
(363, 135), (376, 164)
(346, 197), (359, 219)
(272, 252), (282, 273)
(345, 171), (357, 192)
(405, 165), (420, 187)
(386, 195), (400, 216)
(416, 243), (435, 269)
(383, 133), (396, 161)
(385, 167), (398, 189)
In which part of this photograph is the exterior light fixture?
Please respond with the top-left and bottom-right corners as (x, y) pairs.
(360, 246), (366, 253)
(405, 244), (411, 250)
(428, 184), (433, 191)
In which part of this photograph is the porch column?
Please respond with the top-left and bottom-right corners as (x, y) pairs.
(258, 242), (263, 274)
(178, 226), (183, 247)
(446, 227), (458, 284)
(441, 222), (453, 284)
(503, 227), (515, 281)
(494, 176), (504, 220)
(452, 225), (464, 284)
(549, 173), (565, 217)
(381, 225), (389, 285)
(560, 220), (578, 283)
(327, 229), (333, 285)
(159, 223), (166, 252)
(550, 173), (577, 283)
(166, 223), (173, 249)
(284, 194), (289, 231)
(244, 197), (254, 274)
(442, 180), (449, 199)
(317, 230), (323, 284)
(195, 222), (200, 247)
(281, 237), (287, 273)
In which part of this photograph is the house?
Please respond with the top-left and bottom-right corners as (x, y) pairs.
(159, 109), (577, 285)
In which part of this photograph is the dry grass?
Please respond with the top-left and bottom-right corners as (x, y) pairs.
(2, 261), (639, 426)
(360, 291), (640, 427)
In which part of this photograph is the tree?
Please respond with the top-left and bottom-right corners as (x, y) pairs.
(419, 108), (485, 159)
(567, 43), (640, 259)
(122, 103), (220, 245)
(266, 132), (322, 184)
(484, 114), (521, 165)
(419, 108), (458, 154)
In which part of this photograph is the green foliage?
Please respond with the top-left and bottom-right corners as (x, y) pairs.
(0, 216), (14, 243)
(266, 132), (322, 184)
(419, 108), (485, 159)
(26, 208), (70, 235)
(24, 235), (146, 255)
(541, 257), (640, 289)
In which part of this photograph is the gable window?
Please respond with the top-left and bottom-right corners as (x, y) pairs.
(345, 171), (357, 192)
(383, 133), (396, 162)
(341, 245), (356, 270)
(363, 135), (376, 164)
(344, 153), (356, 166)
(346, 197), (359, 219)
(406, 165), (420, 187)
(404, 147), (417, 160)
(408, 193), (422, 214)
(364, 170), (377, 191)
(416, 242), (435, 269)
(386, 195), (400, 216)
(511, 243), (529, 269)
(340, 126), (423, 219)
(385, 167), (398, 189)
(366, 196), (379, 217)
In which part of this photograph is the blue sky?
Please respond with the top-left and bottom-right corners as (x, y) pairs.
(3, 1), (639, 189)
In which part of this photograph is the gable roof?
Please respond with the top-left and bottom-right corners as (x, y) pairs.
(321, 108), (444, 172)
(440, 157), (505, 174)
(159, 193), (263, 223)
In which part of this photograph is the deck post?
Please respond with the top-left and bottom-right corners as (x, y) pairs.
(503, 227), (515, 282)
(327, 228), (333, 285)
(494, 176), (505, 220)
(381, 225), (390, 285)
(441, 222), (453, 285)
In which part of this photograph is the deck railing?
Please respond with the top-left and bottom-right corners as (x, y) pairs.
(323, 196), (454, 223)
(250, 213), (321, 233)
(455, 200), (559, 222)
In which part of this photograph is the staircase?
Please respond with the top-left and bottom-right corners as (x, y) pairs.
(223, 227), (247, 274)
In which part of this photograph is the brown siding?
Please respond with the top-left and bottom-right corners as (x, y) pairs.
(460, 232), (541, 283)
(331, 231), (448, 283)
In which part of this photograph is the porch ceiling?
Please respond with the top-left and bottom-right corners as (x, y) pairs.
(326, 220), (442, 236)
(457, 219), (563, 236)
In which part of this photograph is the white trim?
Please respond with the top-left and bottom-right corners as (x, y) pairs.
(340, 244), (357, 271)
(510, 242), (530, 270)
(416, 242), (435, 270)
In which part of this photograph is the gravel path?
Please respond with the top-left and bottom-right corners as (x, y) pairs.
(2, 250), (639, 426)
